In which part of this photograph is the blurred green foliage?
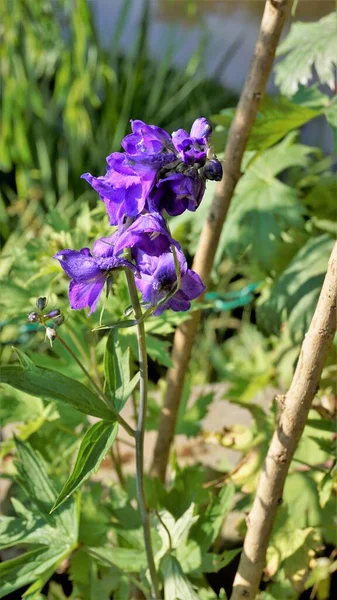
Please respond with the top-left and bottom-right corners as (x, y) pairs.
(0, 2), (337, 600)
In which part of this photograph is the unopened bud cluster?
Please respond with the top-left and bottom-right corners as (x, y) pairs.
(28, 297), (64, 345)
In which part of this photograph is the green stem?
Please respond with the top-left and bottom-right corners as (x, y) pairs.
(126, 270), (161, 600)
(56, 335), (135, 438)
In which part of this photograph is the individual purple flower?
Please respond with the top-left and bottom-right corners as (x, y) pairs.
(114, 213), (176, 257)
(172, 117), (212, 166)
(81, 152), (157, 226)
(54, 240), (137, 314)
(135, 249), (205, 315)
(149, 168), (205, 216)
(122, 120), (177, 167)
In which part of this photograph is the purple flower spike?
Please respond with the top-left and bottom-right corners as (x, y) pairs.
(122, 120), (177, 167)
(54, 244), (137, 315)
(150, 168), (205, 216)
(172, 117), (212, 166)
(81, 152), (157, 226)
(114, 213), (176, 257)
(136, 250), (205, 315)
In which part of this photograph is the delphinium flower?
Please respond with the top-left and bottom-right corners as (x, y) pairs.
(56, 117), (221, 315)
(54, 235), (138, 315)
(134, 248), (205, 316)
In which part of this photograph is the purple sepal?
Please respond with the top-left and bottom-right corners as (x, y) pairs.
(81, 153), (157, 226)
(150, 169), (205, 216)
(135, 250), (205, 315)
(122, 120), (177, 167)
(171, 117), (212, 166)
(54, 242), (137, 315)
(114, 213), (176, 257)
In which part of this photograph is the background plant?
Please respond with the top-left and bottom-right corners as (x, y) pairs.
(1, 1), (336, 600)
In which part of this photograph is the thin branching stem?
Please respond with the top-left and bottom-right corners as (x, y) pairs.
(56, 335), (135, 438)
(126, 270), (161, 600)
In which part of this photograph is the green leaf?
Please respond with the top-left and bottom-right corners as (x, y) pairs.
(176, 392), (213, 437)
(324, 96), (337, 152)
(0, 546), (71, 599)
(247, 96), (320, 151)
(87, 545), (147, 572)
(200, 547), (241, 574)
(305, 175), (337, 222)
(0, 365), (114, 420)
(14, 439), (77, 541)
(291, 85), (330, 110)
(145, 310), (190, 335)
(257, 234), (334, 338)
(0, 510), (58, 550)
(13, 347), (38, 370)
(275, 13), (337, 95)
(78, 483), (111, 547)
(306, 418), (336, 433)
(156, 504), (199, 563)
(120, 329), (173, 367)
(0, 282), (32, 311)
(160, 554), (199, 600)
(0, 387), (43, 427)
(267, 503), (322, 585)
(217, 136), (309, 272)
(146, 333), (173, 368)
(212, 96), (320, 153)
(104, 330), (139, 411)
(192, 482), (235, 551)
(309, 436), (335, 456)
(52, 420), (118, 511)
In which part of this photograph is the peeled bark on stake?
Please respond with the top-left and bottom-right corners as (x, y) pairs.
(230, 242), (337, 600)
(150, 0), (291, 481)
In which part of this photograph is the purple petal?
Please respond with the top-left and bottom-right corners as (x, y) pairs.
(114, 213), (175, 257)
(190, 117), (212, 140)
(171, 128), (189, 152)
(92, 233), (118, 257)
(179, 269), (205, 300)
(69, 278), (105, 314)
(54, 249), (101, 281)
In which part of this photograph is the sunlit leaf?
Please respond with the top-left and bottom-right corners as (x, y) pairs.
(275, 13), (337, 95)
(0, 365), (114, 420)
(52, 420), (118, 511)
(257, 234), (334, 338)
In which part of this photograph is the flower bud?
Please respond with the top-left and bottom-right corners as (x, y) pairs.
(28, 311), (39, 322)
(45, 309), (61, 319)
(45, 327), (57, 346)
(201, 158), (223, 181)
(36, 297), (47, 311)
(54, 315), (65, 327)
